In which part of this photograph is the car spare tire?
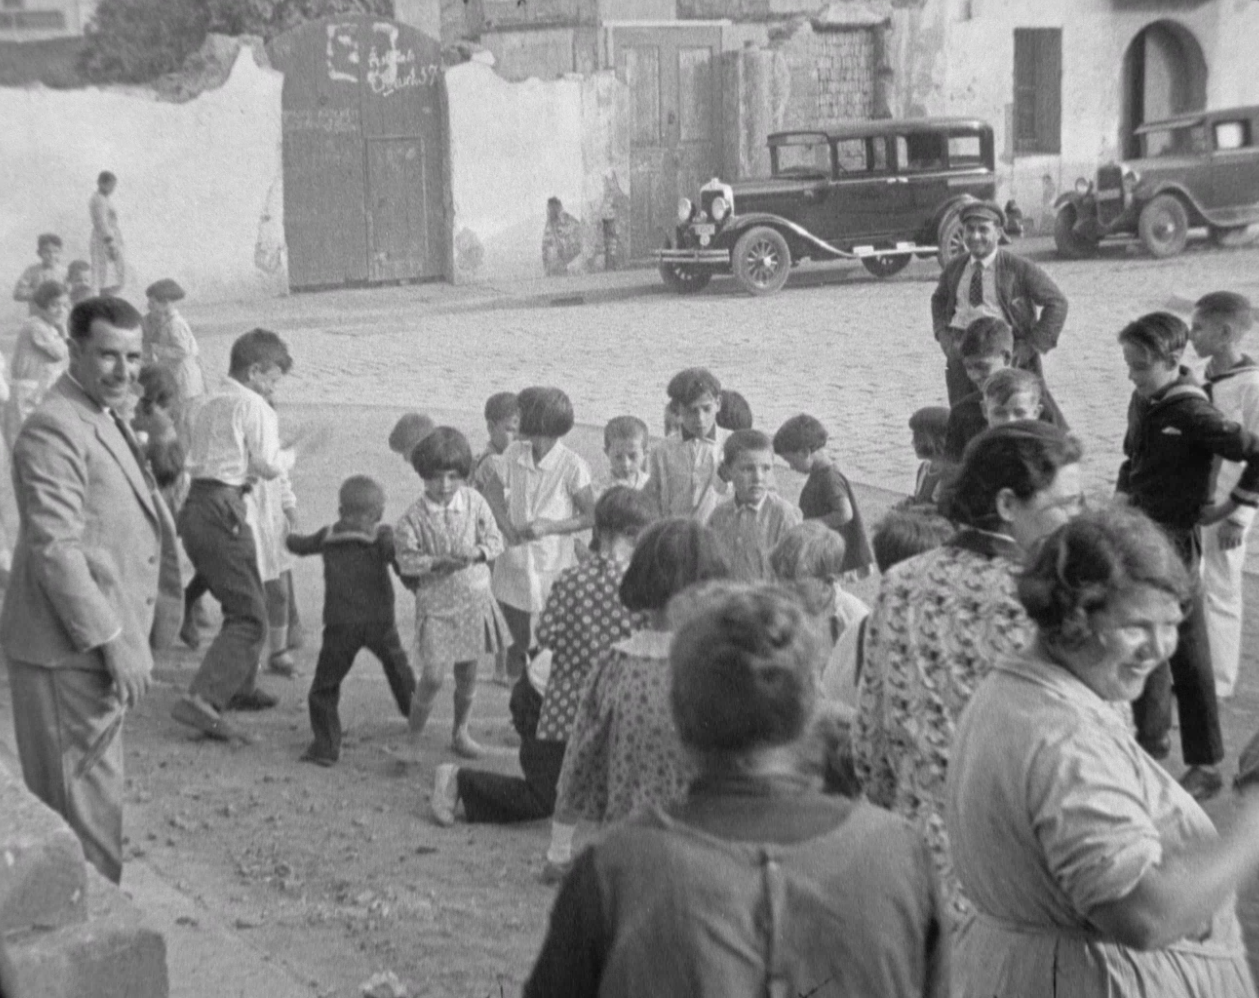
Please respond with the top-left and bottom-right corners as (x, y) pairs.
(732, 226), (792, 296)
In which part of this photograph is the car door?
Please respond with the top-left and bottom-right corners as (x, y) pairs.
(1208, 115), (1259, 226)
(825, 136), (904, 245)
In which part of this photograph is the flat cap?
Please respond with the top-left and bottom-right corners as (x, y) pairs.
(145, 278), (185, 302)
(959, 200), (1006, 226)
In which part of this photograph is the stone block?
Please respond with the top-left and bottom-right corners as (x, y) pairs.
(0, 760), (87, 935)
(4, 866), (168, 998)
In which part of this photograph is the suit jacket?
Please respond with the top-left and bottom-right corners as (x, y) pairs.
(0, 375), (183, 671)
(930, 249), (1068, 358)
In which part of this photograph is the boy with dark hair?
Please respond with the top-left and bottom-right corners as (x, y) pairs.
(645, 367), (729, 522)
(388, 412), (435, 463)
(1191, 291), (1259, 700)
(773, 414), (874, 577)
(1116, 310), (1259, 800)
(708, 429), (802, 582)
(13, 233), (63, 314)
(716, 389), (753, 431)
(471, 391), (520, 495)
(287, 475), (415, 766)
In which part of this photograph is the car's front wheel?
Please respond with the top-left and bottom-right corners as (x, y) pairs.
(1138, 194), (1189, 258)
(861, 252), (912, 278)
(659, 240), (712, 294)
(732, 226), (792, 296)
(1053, 204), (1101, 259)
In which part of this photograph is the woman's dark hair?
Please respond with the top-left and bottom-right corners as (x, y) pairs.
(772, 413), (828, 455)
(593, 485), (654, 545)
(410, 426), (474, 480)
(939, 422), (1082, 530)
(1018, 505), (1192, 647)
(619, 518), (729, 612)
(517, 386), (574, 438)
(671, 585), (820, 754)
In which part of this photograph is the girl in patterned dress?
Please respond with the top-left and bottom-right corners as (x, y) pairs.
(396, 427), (509, 759)
(428, 486), (653, 830)
(551, 518), (729, 848)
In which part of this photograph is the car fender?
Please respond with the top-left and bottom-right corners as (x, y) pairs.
(1053, 191), (1086, 211)
(1135, 182), (1208, 225)
(721, 213), (849, 259)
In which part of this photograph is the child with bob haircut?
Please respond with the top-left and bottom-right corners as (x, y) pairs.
(12, 234), (63, 314)
(708, 429), (802, 583)
(430, 486), (653, 830)
(388, 412), (435, 463)
(488, 387), (595, 683)
(1116, 310), (1259, 800)
(773, 414), (875, 577)
(552, 517), (729, 840)
(471, 391), (520, 495)
(645, 367), (730, 522)
(141, 278), (205, 442)
(397, 427), (510, 759)
(287, 475), (416, 766)
(1193, 291), (1259, 699)
(602, 415), (650, 490)
(908, 406), (950, 504)
(769, 521), (869, 646)
(5, 280), (70, 449)
(716, 389), (753, 431)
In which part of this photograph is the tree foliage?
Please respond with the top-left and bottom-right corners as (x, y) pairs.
(78, 0), (394, 84)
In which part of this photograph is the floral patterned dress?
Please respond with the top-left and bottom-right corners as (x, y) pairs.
(853, 528), (1032, 921)
(534, 552), (645, 743)
(555, 630), (696, 824)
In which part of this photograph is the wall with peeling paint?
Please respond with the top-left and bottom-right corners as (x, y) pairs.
(0, 46), (285, 313)
(882, 0), (1259, 233)
(446, 61), (630, 282)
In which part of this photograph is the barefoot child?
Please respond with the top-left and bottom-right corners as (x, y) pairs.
(397, 427), (510, 758)
(287, 475), (415, 766)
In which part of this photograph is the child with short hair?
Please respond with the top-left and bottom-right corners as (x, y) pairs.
(397, 427), (510, 758)
(429, 486), (652, 828)
(716, 388), (753, 430)
(602, 415), (650, 490)
(769, 521), (869, 646)
(908, 406), (950, 504)
(645, 367), (729, 522)
(773, 414), (875, 578)
(5, 280), (70, 450)
(708, 429), (803, 582)
(12, 234), (63, 314)
(471, 391), (520, 495)
(134, 364), (187, 512)
(1192, 291), (1259, 699)
(141, 278), (206, 443)
(981, 368), (1043, 425)
(66, 260), (93, 304)
(489, 387), (595, 682)
(388, 412), (435, 464)
(287, 475), (416, 766)
(1117, 311), (1259, 800)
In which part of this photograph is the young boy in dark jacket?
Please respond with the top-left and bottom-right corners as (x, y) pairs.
(1116, 311), (1259, 800)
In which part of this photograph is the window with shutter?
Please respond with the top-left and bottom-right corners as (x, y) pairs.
(1013, 28), (1062, 155)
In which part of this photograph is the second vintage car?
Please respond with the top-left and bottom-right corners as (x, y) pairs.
(656, 117), (1021, 296)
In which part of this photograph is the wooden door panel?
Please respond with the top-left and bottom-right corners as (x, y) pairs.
(629, 147), (667, 260)
(367, 138), (427, 282)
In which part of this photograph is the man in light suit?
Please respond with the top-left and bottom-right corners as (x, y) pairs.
(1, 296), (182, 883)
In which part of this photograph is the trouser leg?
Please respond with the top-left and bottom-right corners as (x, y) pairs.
(499, 603), (532, 681)
(1200, 520), (1247, 698)
(364, 622), (415, 718)
(1170, 590), (1224, 766)
(457, 739), (566, 823)
(180, 487), (268, 711)
(306, 624), (363, 761)
(1133, 662), (1173, 754)
(8, 659), (124, 883)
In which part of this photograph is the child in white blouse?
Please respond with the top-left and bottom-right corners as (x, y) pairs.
(396, 427), (510, 759)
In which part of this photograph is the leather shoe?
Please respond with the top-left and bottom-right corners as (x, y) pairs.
(171, 696), (255, 744)
(227, 688), (279, 711)
(1180, 765), (1223, 802)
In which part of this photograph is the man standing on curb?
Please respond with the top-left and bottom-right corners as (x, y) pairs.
(1, 296), (182, 883)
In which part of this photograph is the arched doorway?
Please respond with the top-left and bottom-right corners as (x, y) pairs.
(1119, 20), (1207, 158)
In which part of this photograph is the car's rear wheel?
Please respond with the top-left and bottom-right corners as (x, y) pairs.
(1053, 204), (1100, 259)
(659, 240), (712, 294)
(936, 212), (966, 268)
(1208, 224), (1256, 248)
(861, 252), (912, 278)
(732, 226), (791, 296)
(1138, 194), (1189, 258)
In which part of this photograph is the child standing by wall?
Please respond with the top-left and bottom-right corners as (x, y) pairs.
(12, 234), (63, 314)
(287, 475), (415, 766)
(708, 429), (802, 583)
(773, 414), (874, 578)
(1191, 291), (1259, 700)
(488, 387), (595, 682)
(645, 367), (729, 523)
(141, 279), (206, 443)
(397, 427), (510, 758)
(5, 281), (70, 450)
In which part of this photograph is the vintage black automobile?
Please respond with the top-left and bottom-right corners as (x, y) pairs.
(656, 118), (1021, 296)
(1054, 104), (1259, 259)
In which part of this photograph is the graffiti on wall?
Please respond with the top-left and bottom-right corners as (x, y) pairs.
(324, 20), (439, 95)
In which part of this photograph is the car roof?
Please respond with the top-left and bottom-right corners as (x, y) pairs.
(1135, 105), (1259, 135)
(768, 118), (991, 142)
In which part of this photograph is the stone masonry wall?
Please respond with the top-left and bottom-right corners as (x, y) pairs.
(795, 26), (875, 128)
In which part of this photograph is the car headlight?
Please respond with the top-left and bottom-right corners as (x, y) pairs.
(1074, 177), (1090, 195)
(710, 196), (730, 222)
(677, 198), (693, 224)
(1122, 168), (1140, 192)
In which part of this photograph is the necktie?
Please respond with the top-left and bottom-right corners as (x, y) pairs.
(110, 409), (155, 489)
(968, 261), (984, 307)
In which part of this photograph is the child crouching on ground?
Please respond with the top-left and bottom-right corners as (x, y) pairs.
(286, 475), (416, 766)
(397, 427), (510, 759)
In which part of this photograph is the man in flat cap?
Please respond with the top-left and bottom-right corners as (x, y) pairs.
(930, 200), (1068, 405)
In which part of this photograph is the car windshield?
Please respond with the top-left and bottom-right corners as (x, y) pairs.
(772, 136), (831, 177)
(1140, 124), (1209, 158)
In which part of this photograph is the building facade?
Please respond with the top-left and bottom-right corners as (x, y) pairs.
(0, 0), (96, 39)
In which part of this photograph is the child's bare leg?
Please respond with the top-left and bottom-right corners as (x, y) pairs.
(451, 660), (483, 759)
(409, 661), (444, 739)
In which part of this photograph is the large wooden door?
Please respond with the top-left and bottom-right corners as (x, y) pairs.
(269, 18), (448, 290)
(611, 24), (724, 261)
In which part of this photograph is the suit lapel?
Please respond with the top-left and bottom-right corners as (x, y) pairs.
(57, 377), (157, 520)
